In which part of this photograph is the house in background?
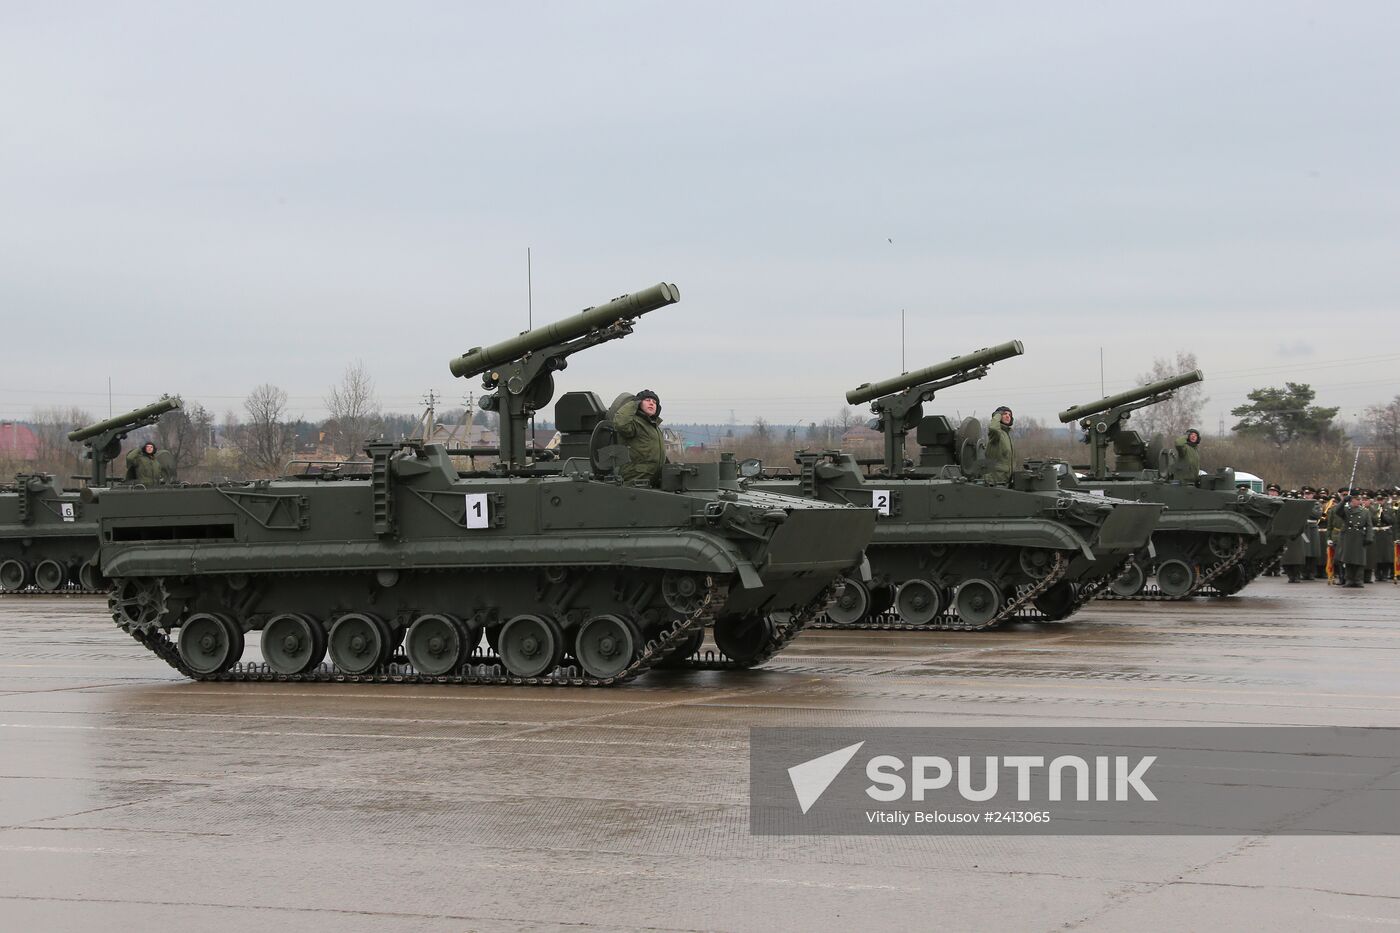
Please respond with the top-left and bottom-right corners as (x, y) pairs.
(0, 422), (40, 463)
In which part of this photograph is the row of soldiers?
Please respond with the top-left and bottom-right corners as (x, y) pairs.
(1263, 484), (1398, 587)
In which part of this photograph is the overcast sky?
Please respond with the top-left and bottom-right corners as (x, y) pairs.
(2, 1), (1397, 433)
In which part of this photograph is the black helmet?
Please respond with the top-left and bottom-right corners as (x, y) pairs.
(992, 405), (1013, 426)
(1185, 428), (1201, 446)
(142, 441), (157, 454)
(635, 389), (661, 419)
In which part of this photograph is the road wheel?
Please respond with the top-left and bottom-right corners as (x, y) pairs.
(894, 579), (943, 625)
(825, 577), (870, 625)
(713, 614), (776, 666)
(574, 614), (640, 679)
(498, 614), (562, 678)
(328, 612), (389, 675)
(955, 578), (1003, 627)
(178, 613), (243, 675)
(261, 613), (327, 675)
(1156, 559), (1197, 598)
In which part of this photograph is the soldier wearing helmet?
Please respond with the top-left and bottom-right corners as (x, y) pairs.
(1169, 428), (1202, 485)
(125, 440), (164, 486)
(612, 389), (666, 487)
(984, 405), (1015, 485)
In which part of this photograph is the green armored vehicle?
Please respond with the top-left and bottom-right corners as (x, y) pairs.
(1057, 372), (1313, 599)
(92, 283), (877, 686)
(745, 343), (1163, 630)
(0, 398), (180, 594)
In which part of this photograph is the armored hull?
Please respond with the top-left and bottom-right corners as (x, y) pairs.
(1071, 474), (1313, 598)
(750, 453), (1161, 630)
(96, 443), (874, 685)
(0, 476), (101, 593)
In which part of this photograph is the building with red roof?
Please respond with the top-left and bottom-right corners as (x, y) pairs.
(0, 422), (40, 462)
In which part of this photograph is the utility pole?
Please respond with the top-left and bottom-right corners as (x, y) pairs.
(415, 389), (439, 441)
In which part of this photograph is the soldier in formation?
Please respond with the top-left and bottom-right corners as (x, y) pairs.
(1371, 491), (1396, 582)
(1264, 483), (1284, 575)
(1280, 485), (1324, 582)
(1301, 486), (1324, 580)
(984, 405), (1015, 485)
(1327, 493), (1374, 588)
(612, 389), (666, 487)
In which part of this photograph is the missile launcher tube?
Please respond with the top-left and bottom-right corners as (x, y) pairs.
(846, 340), (1024, 405)
(1057, 370), (1204, 424)
(450, 283), (680, 379)
(68, 397), (182, 443)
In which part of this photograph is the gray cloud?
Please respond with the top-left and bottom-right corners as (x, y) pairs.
(1, 0), (1397, 428)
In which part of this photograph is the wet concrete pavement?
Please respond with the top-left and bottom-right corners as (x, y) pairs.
(1, 577), (1397, 931)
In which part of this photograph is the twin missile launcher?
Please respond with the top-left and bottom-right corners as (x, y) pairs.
(746, 342), (1162, 630)
(1057, 372), (1312, 598)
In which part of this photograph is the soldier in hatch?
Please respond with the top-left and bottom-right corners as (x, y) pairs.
(612, 389), (666, 487)
(124, 440), (164, 486)
(984, 405), (1015, 485)
(1170, 428), (1202, 485)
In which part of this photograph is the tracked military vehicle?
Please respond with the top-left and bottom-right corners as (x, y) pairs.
(0, 398), (180, 594)
(745, 343), (1162, 630)
(1058, 372), (1312, 599)
(92, 283), (876, 686)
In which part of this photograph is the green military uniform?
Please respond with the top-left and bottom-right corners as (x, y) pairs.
(984, 408), (1014, 485)
(1297, 488), (1321, 580)
(1331, 501), (1374, 588)
(1303, 497), (1323, 579)
(612, 394), (665, 487)
(124, 445), (164, 486)
(1169, 433), (1201, 484)
(1280, 523), (1308, 582)
(1373, 500), (1395, 581)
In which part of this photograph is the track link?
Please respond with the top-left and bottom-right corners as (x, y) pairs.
(0, 584), (105, 597)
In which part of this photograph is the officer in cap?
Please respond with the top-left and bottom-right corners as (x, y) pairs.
(1373, 491), (1396, 582)
(1329, 493), (1374, 588)
(1300, 486), (1323, 579)
(1263, 481), (1285, 574)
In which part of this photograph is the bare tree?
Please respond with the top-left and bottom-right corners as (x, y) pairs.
(1132, 351), (1209, 440)
(1365, 395), (1400, 485)
(752, 416), (771, 441)
(30, 406), (92, 477)
(324, 361), (383, 458)
(242, 384), (295, 476)
(155, 401), (214, 474)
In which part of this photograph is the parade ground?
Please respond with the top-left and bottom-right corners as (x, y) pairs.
(1, 578), (1397, 932)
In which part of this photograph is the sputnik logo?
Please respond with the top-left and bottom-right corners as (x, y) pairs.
(787, 741), (865, 814)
